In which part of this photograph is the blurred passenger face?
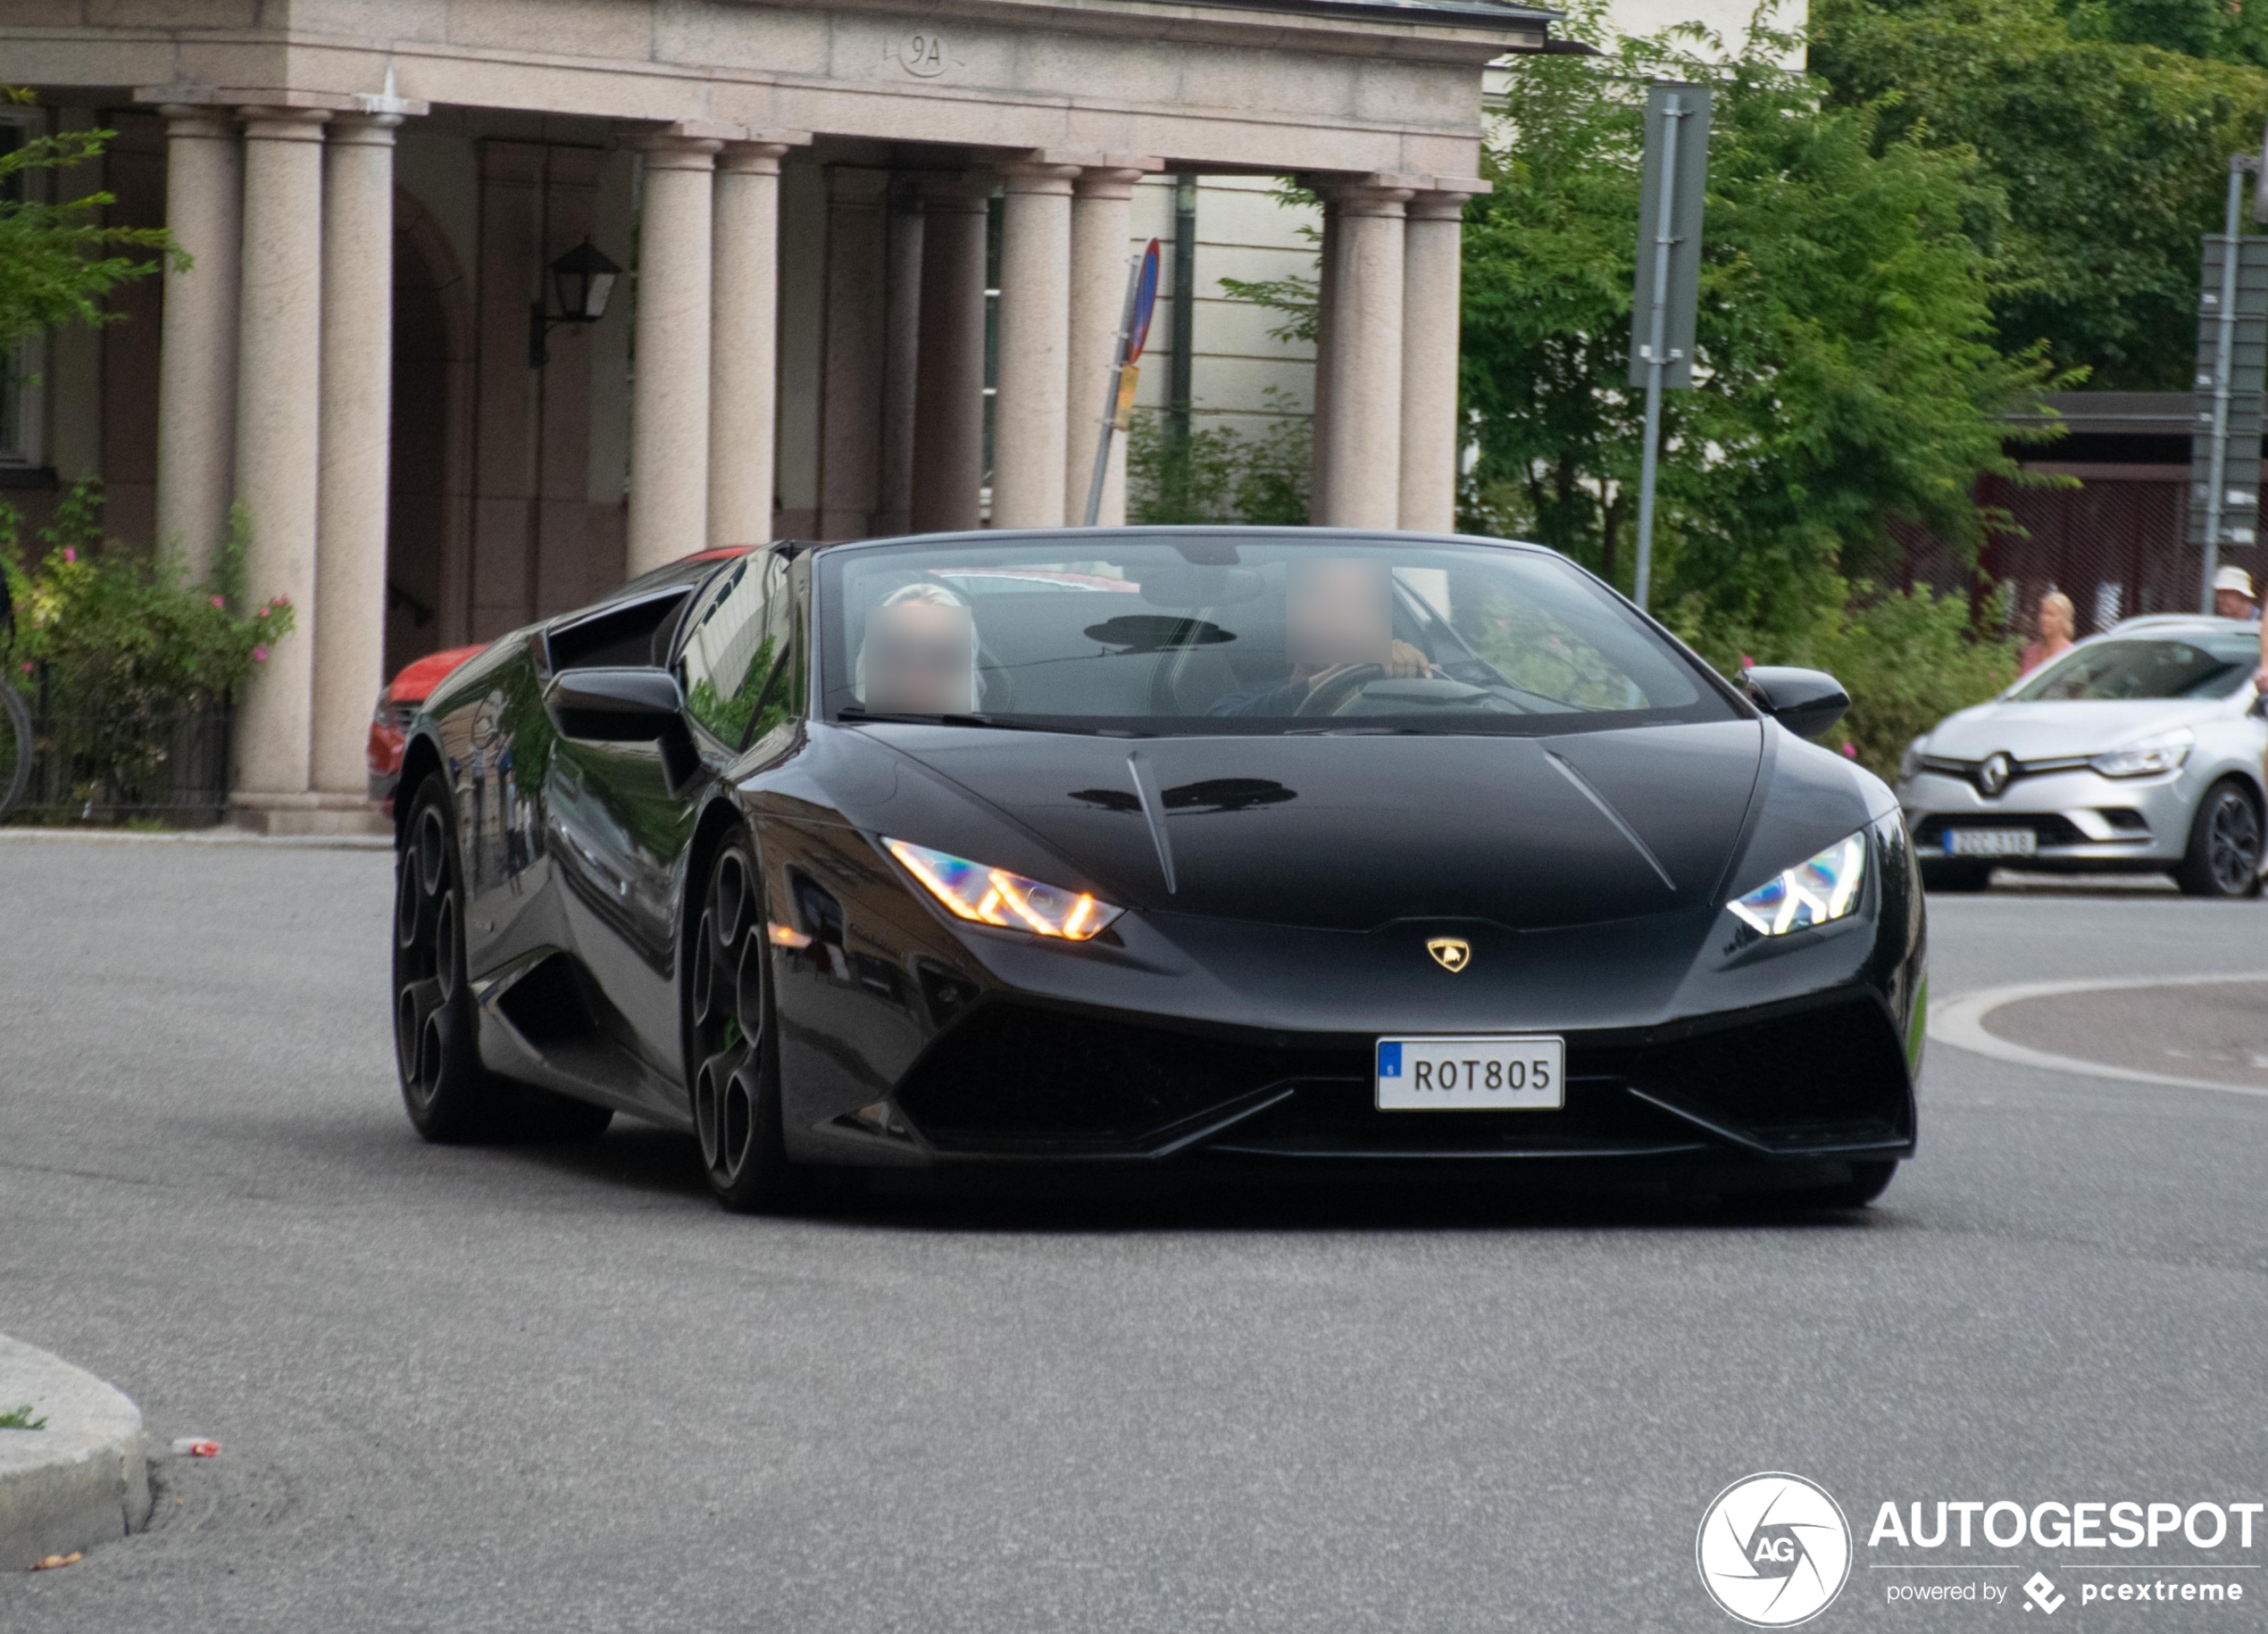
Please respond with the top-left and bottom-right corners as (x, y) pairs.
(2038, 595), (2074, 645)
(861, 599), (976, 714)
(1286, 557), (1394, 671)
(2217, 588), (2255, 621)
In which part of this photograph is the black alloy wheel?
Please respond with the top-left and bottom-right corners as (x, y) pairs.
(394, 772), (613, 1143)
(1918, 856), (1993, 894)
(1739, 1160), (1898, 1213)
(2174, 779), (2264, 899)
(687, 835), (809, 1212)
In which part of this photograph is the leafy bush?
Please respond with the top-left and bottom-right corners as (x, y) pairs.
(0, 483), (295, 815)
(1127, 392), (1312, 526)
(1665, 577), (2016, 779)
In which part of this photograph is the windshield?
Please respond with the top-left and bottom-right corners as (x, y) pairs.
(814, 534), (1737, 735)
(2011, 636), (2259, 702)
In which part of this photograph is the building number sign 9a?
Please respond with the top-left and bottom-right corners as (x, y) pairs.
(897, 30), (947, 77)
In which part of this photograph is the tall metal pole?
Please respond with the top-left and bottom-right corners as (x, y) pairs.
(1083, 254), (1143, 528)
(2202, 158), (2245, 613)
(1632, 94), (1685, 613)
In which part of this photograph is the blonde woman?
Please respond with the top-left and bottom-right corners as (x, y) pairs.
(2020, 589), (2075, 676)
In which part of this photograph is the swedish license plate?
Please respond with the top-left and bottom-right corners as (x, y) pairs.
(1945, 828), (2036, 858)
(1375, 1036), (1565, 1111)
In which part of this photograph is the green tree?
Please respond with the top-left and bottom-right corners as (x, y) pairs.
(1462, 10), (2060, 662)
(1812, 0), (2268, 387)
(0, 88), (178, 350)
(2059, 0), (2268, 71)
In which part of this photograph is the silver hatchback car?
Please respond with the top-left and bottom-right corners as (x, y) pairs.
(1896, 616), (2268, 896)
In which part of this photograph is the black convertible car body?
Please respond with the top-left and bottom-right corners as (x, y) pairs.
(390, 529), (1924, 1211)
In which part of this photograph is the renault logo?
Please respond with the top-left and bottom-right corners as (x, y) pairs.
(1426, 937), (1472, 972)
(1977, 751), (2014, 798)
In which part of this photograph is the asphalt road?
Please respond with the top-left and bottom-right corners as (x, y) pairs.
(4, 837), (2266, 1631)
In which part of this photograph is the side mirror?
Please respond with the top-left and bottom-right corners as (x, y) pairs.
(546, 667), (684, 740)
(1743, 665), (1850, 741)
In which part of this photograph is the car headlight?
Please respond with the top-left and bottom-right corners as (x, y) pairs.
(885, 838), (1122, 941)
(2089, 728), (2193, 779)
(1728, 832), (1868, 937)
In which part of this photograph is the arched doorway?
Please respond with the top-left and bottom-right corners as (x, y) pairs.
(386, 188), (473, 678)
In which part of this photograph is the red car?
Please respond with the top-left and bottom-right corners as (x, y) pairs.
(369, 645), (484, 811)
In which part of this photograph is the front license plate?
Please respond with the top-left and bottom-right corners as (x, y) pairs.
(1945, 828), (2036, 858)
(1376, 1036), (1565, 1111)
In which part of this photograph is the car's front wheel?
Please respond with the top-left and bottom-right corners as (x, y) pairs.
(2173, 779), (2264, 898)
(1736, 1160), (1898, 1213)
(686, 834), (814, 1213)
(1919, 856), (1993, 893)
(395, 772), (613, 1144)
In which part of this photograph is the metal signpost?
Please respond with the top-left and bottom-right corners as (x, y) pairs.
(1628, 82), (1711, 612)
(2192, 154), (2268, 610)
(1083, 238), (1163, 528)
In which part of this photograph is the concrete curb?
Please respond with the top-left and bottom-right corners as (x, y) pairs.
(0, 827), (389, 852)
(0, 1335), (150, 1571)
(1929, 971), (2268, 1101)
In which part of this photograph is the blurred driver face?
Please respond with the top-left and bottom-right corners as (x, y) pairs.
(1286, 556), (1394, 671)
(860, 594), (977, 714)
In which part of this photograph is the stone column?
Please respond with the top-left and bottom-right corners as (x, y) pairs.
(311, 113), (401, 800)
(1067, 165), (1148, 528)
(231, 106), (329, 804)
(709, 140), (789, 548)
(154, 105), (242, 577)
(1314, 179), (1409, 530)
(627, 131), (720, 577)
(818, 167), (889, 540)
(1399, 188), (1473, 536)
(875, 179), (923, 538)
(991, 159), (1080, 530)
(910, 171), (991, 534)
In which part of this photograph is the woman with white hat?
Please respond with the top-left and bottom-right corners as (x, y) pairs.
(2213, 565), (2256, 622)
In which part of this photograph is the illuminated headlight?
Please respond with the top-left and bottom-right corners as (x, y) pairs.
(2089, 728), (2192, 779)
(885, 838), (1121, 941)
(1728, 832), (1868, 937)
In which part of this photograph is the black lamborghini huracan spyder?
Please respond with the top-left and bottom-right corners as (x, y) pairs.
(390, 529), (1923, 1211)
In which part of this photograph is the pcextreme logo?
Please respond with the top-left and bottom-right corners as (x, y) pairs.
(1697, 1472), (1855, 1627)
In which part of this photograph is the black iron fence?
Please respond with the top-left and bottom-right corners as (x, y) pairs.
(4, 694), (232, 826)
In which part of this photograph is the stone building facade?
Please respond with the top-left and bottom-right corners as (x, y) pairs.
(7, 0), (1553, 829)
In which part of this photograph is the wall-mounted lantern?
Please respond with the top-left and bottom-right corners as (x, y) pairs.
(529, 238), (621, 368)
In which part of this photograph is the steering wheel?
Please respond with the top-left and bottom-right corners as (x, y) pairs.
(1294, 663), (1387, 718)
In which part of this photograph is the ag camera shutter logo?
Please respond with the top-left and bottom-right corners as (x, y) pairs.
(1697, 1472), (1853, 1626)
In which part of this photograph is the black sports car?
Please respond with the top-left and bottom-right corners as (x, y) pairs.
(391, 529), (1923, 1212)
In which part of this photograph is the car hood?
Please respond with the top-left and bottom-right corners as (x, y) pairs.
(846, 722), (1769, 933)
(1924, 697), (2230, 761)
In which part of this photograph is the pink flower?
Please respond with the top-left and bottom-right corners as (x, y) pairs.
(1739, 654), (1755, 669)
(211, 595), (225, 609)
(251, 645), (269, 663)
(1840, 741), (1858, 759)
(61, 547), (75, 563)
(17, 661), (29, 675)
(256, 607), (268, 620)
